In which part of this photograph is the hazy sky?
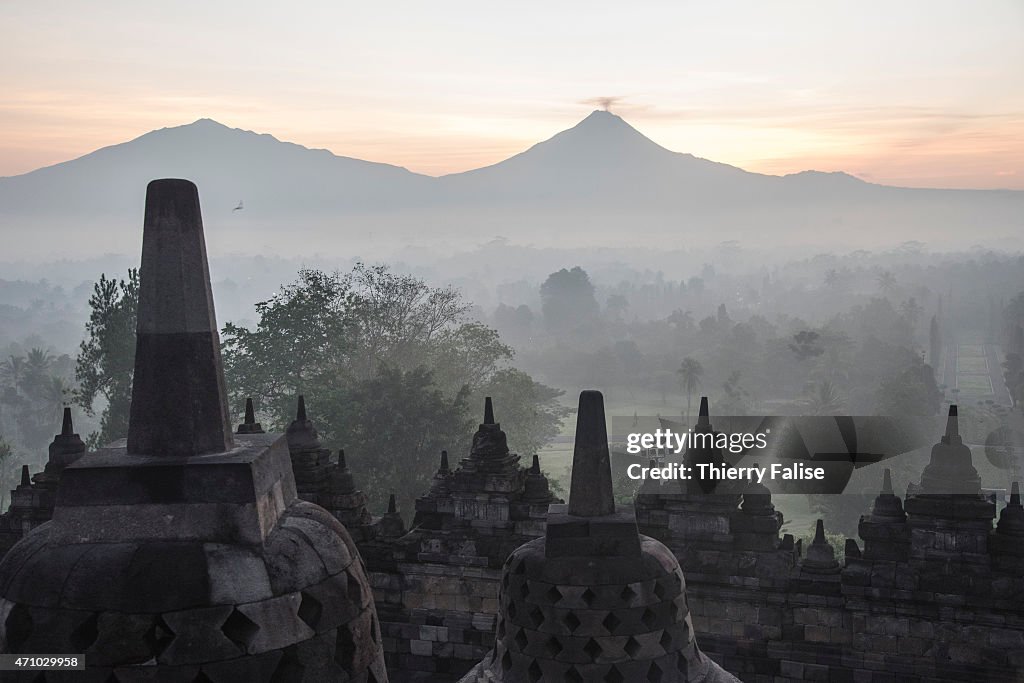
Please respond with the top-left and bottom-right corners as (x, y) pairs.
(2, 1), (1023, 188)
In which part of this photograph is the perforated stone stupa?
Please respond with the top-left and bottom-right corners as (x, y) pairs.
(0, 179), (387, 682)
(461, 390), (739, 682)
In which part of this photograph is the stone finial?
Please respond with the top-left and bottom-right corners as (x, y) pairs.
(919, 403), (980, 494)
(567, 390), (615, 517)
(380, 492), (406, 537)
(869, 467), (906, 520)
(330, 449), (357, 496)
(941, 404), (961, 445)
(47, 407), (86, 470)
(845, 538), (862, 559)
(19, 465), (30, 488)
(286, 394), (321, 450)
(741, 462), (774, 514)
(997, 481), (1024, 537)
(470, 397), (509, 459)
(60, 406), (73, 437)
(440, 450), (450, 474)
(802, 518), (840, 573)
(523, 454), (554, 503)
(126, 179), (233, 457)
(697, 396), (710, 427)
(236, 397), (264, 434)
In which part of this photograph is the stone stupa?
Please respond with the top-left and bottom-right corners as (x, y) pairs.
(462, 390), (740, 682)
(0, 179), (387, 681)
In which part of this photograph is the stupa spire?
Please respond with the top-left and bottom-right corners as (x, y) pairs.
(60, 406), (73, 437)
(567, 390), (615, 517)
(126, 179), (233, 457)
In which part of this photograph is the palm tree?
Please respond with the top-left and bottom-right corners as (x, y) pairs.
(0, 355), (26, 393)
(876, 271), (897, 297)
(804, 380), (845, 415)
(676, 357), (704, 425)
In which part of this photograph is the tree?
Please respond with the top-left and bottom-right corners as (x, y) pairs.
(719, 370), (751, 415)
(474, 368), (569, 458)
(789, 330), (825, 361)
(540, 267), (600, 335)
(676, 357), (703, 424)
(0, 437), (13, 509)
(876, 270), (897, 297)
(75, 270), (139, 448)
(222, 264), (563, 509)
(875, 360), (942, 417)
(222, 265), (512, 433)
(323, 366), (474, 513)
(804, 380), (845, 416)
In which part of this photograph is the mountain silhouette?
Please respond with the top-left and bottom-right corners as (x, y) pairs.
(1, 112), (1021, 257)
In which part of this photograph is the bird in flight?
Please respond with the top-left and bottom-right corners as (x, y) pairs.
(232, 200), (244, 212)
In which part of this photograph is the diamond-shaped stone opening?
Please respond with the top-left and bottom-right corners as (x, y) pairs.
(620, 585), (637, 604)
(653, 580), (666, 600)
(544, 636), (564, 658)
(563, 611), (581, 633)
(5, 604), (33, 652)
(583, 638), (602, 659)
(528, 661), (544, 683)
(547, 586), (563, 604)
(508, 602), (518, 619)
(647, 662), (664, 683)
(624, 636), (641, 658)
(501, 650), (513, 671)
(298, 591), (323, 630)
(514, 628), (529, 651)
(677, 651), (688, 672)
(221, 608), (260, 650)
(602, 612), (621, 634)
(605, 665), (625, 683)
(566, 666), (584, 683)
(641, 607), (657, 629)
(144, 615), (175, 659)
(271, 644), (306, 682)
(581, 588), (597, 607)
(528, 606), (544, 628)
(659, 629), (672, 651)
(70, 612), (99, 652)
(520, 581), (531, 600)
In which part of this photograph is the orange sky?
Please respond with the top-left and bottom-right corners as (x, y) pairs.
(2, 1), (1022, 189)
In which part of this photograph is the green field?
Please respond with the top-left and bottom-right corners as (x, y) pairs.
(957, 356), (989, 373)
(957, 374), (994, 394)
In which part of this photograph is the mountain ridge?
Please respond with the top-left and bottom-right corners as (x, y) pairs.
(0, 111), (1020, 258)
